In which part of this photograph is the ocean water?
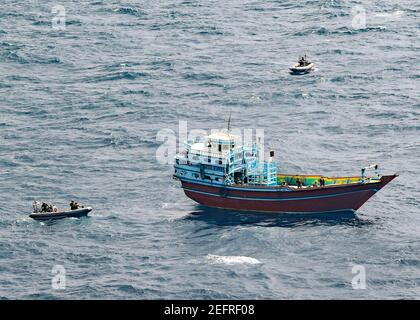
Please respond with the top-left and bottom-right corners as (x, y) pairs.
(0, 0), (419, 299)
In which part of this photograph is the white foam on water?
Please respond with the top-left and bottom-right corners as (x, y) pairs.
(14, 217), (31, 224)
(88, 213), (103, 217)
(375, 10), (404, 18)
(206, 254), (262, 265)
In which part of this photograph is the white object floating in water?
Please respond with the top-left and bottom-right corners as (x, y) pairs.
(206, 254), (261, 265)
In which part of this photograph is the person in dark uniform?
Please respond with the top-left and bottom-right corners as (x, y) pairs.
(296, 178), (302, 188)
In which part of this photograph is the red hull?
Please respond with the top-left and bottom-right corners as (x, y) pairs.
(180, 175), (397, 214)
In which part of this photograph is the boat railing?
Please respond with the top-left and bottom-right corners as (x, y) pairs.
(227, 145), (257, 161)
(247, 161), (277, 186)
(185, 146), (252, 161)
(361, 164), (380, 182)
(186, 148), (229, 159)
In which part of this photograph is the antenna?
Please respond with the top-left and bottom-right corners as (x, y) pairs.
(227, 111), (232, 133)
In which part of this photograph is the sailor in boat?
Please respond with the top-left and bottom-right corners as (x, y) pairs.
(33, 201), (57, 213)
(298, 56), (305, 67)
(70, 200), (85, 210)
(298, 54), (310, 67)
(41, 202), (53, 212)
(41, 202), (48, 212)
(33, 201), (40, 213)
(70, 200), (79, 210)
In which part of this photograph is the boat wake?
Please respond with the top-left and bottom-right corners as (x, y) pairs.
(13, 217), (32, 225)
(206, 254), (261, 265)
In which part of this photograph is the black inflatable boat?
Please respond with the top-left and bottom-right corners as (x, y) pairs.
(29, 207), (92, 221)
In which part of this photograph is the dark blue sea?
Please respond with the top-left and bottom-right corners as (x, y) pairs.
(0, 0), (419, 299)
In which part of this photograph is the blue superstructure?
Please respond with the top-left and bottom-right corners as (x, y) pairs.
(174, 131), (277, 186)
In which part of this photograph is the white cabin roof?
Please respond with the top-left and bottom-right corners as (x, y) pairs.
(208, 132), (239, 142)
(190, 142), (206, 151)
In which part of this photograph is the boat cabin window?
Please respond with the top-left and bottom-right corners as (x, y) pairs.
(204, 175), (211, 180)
(218, 144), (222, 152)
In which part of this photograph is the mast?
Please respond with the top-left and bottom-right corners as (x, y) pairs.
(227, 111), (232, 134)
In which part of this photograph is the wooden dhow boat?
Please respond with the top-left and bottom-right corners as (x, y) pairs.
(173, 131), (397, 215)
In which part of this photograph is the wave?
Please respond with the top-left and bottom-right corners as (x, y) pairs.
(32, 20), (82, 27)
(396, 258), (420, 266)
(86, 71), (149, 82)
(0, 51), (28, 64)
(0, 83), (12, 88)
(294, 25), (389, 36)
(196, 26), (229, 36)
(338, 25), (388, 34)
(206, 254), (261, 265)
(32, 56), (61, 65)
(183, 73), (225, 81)
(122, 89), (153, 96)
(3, 54), (60, 65)
(330, 74), (382, 83)
(112, 7), (146, 18)
(197, 30), (226, 36)
(0, 44), (61, 65)
(32, 21), (50, 26)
